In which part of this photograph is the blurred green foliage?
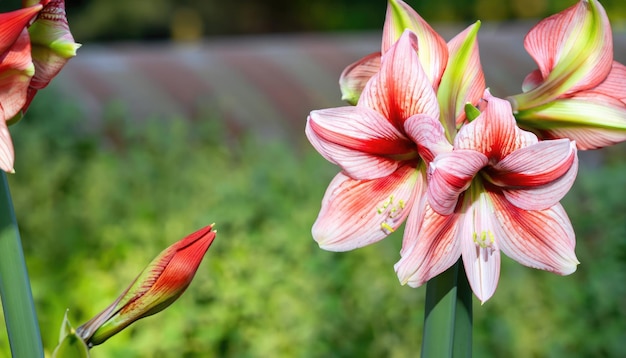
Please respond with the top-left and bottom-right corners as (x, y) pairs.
(2, 0), (626, 41)
(0, 89), (624, 357)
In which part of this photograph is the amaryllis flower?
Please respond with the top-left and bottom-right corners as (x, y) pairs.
(21, 0), (80, 114)
(76, 224), (217, 347)
(0, 2), (47, 172)
(306, 30), (447, 251)
(395, 91), (579, 303)
(508, 0), (626, 149)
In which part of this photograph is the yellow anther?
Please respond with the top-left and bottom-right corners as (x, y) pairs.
(381, 222), (395, 233)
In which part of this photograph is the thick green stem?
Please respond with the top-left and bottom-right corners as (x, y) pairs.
(0, 172), (44, 357)
(421, 259), (472, 358)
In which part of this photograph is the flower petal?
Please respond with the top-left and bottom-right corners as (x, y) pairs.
(437, 22), (485, 132)
(27, 0), (81, 92)
(455, 91), (538, 159)
(492, 193), (579, 275)
(428, 150), (488, 215)
(515, 92), (626, 149)
(403, 113), (452, 163)
(0, 119), (15, 173)
(519, 0), (613, 107)
(306, 106), (416, 179)
(312, 165), (419, 251)
(592, 61), (626, 104)
(0, 29), (35, 121)
(458, 191), (501, 304)
(491, 139), (578, 210)
(0, 4), (43, 54)
(382, 0), (448, 87)
(339, 52), (381, 106)
(359, 30), (439, 129)
(394, 203), (461, 288)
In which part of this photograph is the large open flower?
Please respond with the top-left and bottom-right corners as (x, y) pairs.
(306, 31), (448, 251)
(395, 91), (579, 303)
(508, 0), (626, 149)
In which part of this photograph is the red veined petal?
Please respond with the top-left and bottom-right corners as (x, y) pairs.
(592, 61), (626, 104)
(0, 4), (43, 54)
(456, 91), (538, 159)
(491, 193), (579, 275)
(394, 202), (461, 288)
(498, 140), (578, 211)
(0, 119), (14, 172)
(0, 29), (34, 121)
(359, 30), (439, 129)
(403, 113), (452, 163)
(312, 166), (419, 251)
(521, 0), (612, 105)
(382, 0), (448, 87)
(339, 52), (381, 105)
(516, 92), (626, 149)
(427, 150), (488, 215)
(306, 106), (416, 179)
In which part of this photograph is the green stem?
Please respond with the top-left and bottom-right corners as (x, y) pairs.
(421, 259), (472, 358)
(0, 172), (44, 357)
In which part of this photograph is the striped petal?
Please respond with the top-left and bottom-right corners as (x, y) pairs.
(394, 202), (461, 288)
(403, 113), (452, 163)
(0, 29), (34, 121)
(437, 22), (485, 133)
(515, 92), (626, 149)
(0, 3), (43, 54)
(359, 30), (439, 129)
(312, 165), (419, 251)
(306, 106), (416, 179)
(382, 0), (448, 87)
(455, 91), (538, 159)
(458, 188), (502, 303)
(427, 150), (487, 215)
(339, 52), (381, 105)
(492, 193), (579, 275)
(0, 119), (14, 173)
(491, 139), (578, 210)
(513, 0), (613, 109)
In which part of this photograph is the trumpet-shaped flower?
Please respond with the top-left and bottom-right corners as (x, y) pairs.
(395, 91), (579, 303)
(76, 224), (217, 347)
(0, 2), (46, 172)
(306, 31), (449, 251)
(508, 0), (626, 149)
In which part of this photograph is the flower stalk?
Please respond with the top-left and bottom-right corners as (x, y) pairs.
(0, 171), (43, 357)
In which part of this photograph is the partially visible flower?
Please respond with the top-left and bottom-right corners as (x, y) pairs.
(0, 2), (45, 172)
(395, 91), (579, 303)
(0, 0), (78, 172)
(306, 31), (447, 251)
(20, 0), (80, 115)
(508, 0), (626, 149)
(76, 224), (217, 347)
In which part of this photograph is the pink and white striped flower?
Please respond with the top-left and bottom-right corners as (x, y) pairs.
(396, 91), (579, 302)
(306, 30), (449, 251)
(509, 0), (626, 149)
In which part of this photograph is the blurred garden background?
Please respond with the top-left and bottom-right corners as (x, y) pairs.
(1, 0), (626, 357)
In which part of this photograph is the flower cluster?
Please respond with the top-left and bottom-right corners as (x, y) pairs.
(0, 0), (79, 172)
(306, 0), (625, 302)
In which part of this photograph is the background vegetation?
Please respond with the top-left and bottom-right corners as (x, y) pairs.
(0, 88), (624, 357)
(2, 0), (626, 41)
